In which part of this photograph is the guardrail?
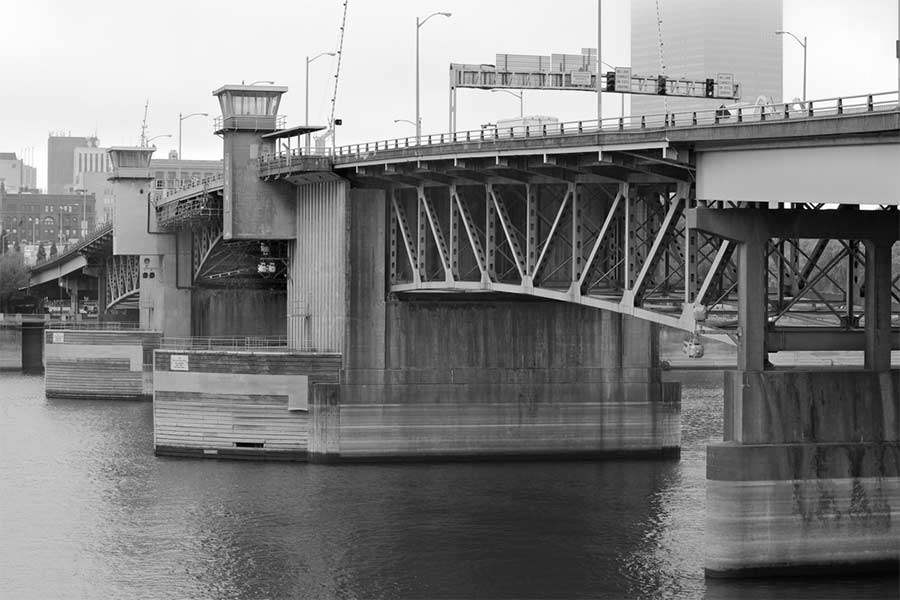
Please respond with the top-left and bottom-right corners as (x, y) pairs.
(255, 91), (897, 172)
(161, 174), (225, 199)
(158, 336), (291, 352)
(46, 321), (141, 330)
(31, 221), (114, 269)
(334, 91), (899, 158)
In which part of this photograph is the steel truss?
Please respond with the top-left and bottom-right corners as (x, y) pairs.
(387, 181), (899, 345)
(104, 254), (140, 310)
(389, 180), (710, 329)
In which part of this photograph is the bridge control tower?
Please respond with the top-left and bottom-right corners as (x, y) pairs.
(213, 84), (296, 241)
(109, 146), (190, 335)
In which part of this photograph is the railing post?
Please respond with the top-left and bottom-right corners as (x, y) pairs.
(807, 101), (814, 117)
(837, 98), (843, 115)
(737, 108), (743, 123)
(760, 109), (766, 122)
(641, 115), (646, 128)
(578, 121), (583, 133)
(480, 129), (484, 141)
(692, 112), (697, 126)
(867, 95), (874, 112)
(525, 125), (530, 138)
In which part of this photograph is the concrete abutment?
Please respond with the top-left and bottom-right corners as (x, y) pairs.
(297, 184), (682, 462)
(705, 368), (899, 577)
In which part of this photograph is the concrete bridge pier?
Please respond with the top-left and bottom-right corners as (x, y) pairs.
(693, 210), (900, 577)
(302, 184), (680, 462)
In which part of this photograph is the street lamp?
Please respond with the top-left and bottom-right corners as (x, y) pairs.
(491, 89), (524, 118)
(600, 61), (625, 118)
(306, 52), (336, 151)
(74, 188), (88, 238)
(394, 119), (417, 127)
(178, 113), (206, 188)
(416, 11), (452, 144)
(775, 30), (807, 101)
(147, 134), (172, 147)
(245, 80), (275, 86)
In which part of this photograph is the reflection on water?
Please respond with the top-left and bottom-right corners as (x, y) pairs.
(0, 371), (896, 599)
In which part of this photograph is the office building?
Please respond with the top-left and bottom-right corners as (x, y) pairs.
(47, 133), (91, 194)
(0, 191), (96, 249)
(630, 0), (782, 116)
(0, 152), (38, 193)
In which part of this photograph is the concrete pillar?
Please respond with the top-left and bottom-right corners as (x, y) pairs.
(737, 239), (766, 372)
(308, 185), (680, 462)
(864, 240), (892, 371)
(707, 370), (899, 577)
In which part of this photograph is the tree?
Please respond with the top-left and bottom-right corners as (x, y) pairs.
(36, 243), (46, 262)
(0, 252), (29, 311)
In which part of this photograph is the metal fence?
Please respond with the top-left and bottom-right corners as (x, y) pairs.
(45, 321), (142, 330)
(158, 336), (291, 352)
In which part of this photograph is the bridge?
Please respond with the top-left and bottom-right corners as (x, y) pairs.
(28, 85), (900, 578)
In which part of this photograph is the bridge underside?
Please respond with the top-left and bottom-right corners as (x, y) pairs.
(335, 153), (899, 354)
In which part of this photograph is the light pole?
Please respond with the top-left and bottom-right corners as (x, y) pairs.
(600, 61), (625, 118)
(490, 89), (524, 118)
(394, 119), (417, 128)
(416, 11), (452, 144)
(775, 30), (807, 101)
(74, 188), (87, 238)
(178, 112), (206, 188)
(306, 52), (336, 152)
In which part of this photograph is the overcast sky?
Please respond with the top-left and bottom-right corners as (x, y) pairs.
(2, 0), (897, 190)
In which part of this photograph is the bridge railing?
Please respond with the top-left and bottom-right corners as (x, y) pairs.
(46, 321), (142, 330)
(160, 174), (225, 200)
(321, 90), (897, 160)
(159, 336), (291, 352)
(31, 221), (114, 269)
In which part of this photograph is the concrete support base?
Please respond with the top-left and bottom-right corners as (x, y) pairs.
(152, 349), (340, 460)
(43, 329), (161, 399)
(316, 301), (681, 462)
(705, 370), (899, 577)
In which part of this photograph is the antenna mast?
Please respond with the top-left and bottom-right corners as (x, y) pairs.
(140, 100), (150, 147)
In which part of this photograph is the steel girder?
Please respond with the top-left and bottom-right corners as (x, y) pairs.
(104, 254), (140, 310)
(389, 180), (702, 330)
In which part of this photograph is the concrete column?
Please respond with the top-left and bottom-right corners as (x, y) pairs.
(864, 240), (892, 371)
(737, 239), (767, 371)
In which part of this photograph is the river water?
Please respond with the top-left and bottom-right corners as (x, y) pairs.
(0, 371), (896, 599)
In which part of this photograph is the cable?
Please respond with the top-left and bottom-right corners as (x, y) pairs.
(655, 0), (668, 113)
(329, 0), (349, 133)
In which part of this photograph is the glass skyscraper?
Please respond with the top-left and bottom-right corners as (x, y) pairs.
(630, 0), (783, 116)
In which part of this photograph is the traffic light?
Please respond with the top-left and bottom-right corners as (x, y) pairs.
(605, 71), (616, 92)
(657, 75), (667, 95)
(705, 78), (715, 98)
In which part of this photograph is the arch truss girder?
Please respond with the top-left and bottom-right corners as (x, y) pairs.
(105, 254), (140, 310)
(389, 180), (704, 331)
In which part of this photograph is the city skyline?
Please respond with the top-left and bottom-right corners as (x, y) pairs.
(2, 0), (897, 190)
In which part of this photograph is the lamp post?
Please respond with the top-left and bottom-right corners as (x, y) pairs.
(775, 30), (807, 101)
(416, 11), (452, 144)
(490, 89), (524, 117)
(178, 112), (206, 188)
(74, 188), (87, 239)
(306, 52), (336, 152)
(394, 119), (417, 127)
